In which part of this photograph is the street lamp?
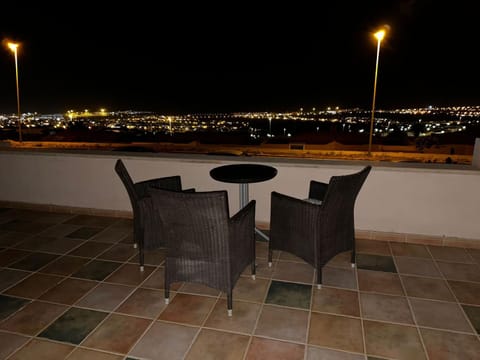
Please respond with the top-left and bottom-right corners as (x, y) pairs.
(368, 28), (387, 156)
(268, 117), (272, 136)
(7, 42), (22, 142)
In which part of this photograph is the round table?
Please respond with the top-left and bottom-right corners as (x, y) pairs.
(210, 164), (277, 241)
(210, 164), (277, 207)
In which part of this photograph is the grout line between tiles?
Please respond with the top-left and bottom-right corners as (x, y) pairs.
(394, 243), (431, 360)
(353, 254), (368, 360)
(302, 266), (316, 360)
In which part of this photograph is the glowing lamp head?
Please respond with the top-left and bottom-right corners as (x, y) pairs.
(7, 42), (19, 53)
(374, 30), (386, 42)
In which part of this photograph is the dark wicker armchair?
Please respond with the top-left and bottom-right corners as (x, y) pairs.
(268, 166), (371, 288)
(145, 188), (256, 316)
(115, 159), (189, 271)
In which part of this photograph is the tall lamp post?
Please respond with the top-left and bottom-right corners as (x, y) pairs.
(368, 28), (386, 156)
(7, 42), (22, 143)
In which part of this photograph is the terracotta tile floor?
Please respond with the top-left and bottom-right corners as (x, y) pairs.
(0, 208), (480, 359)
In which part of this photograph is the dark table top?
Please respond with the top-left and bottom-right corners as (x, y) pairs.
(210, 164), (277, 184)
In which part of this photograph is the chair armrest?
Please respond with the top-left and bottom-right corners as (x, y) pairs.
(308, 180), (328, 201)
(229, 200), (256, 272)
(230, 200), (256, 226)
(135, 176), (182, 197)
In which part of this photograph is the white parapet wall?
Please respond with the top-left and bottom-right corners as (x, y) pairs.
(0, 150), (479, 245)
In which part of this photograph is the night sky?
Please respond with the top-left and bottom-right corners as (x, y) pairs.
(1, 1), (478, 114)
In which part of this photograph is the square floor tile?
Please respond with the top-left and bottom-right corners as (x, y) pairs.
(82, 313), (151, 354)
(37, 224), (81, 238)
(428, 246), (472, 263)
(0, 268), (30, 292)
(39, 255), (90, 276)
(204, 299), (261, 334)
(360, 292), (413, 324)
(91, 227), (131, 243)
(356, 239), (391, 256)
(246, 337), (305, 360)
(255, 305), (309, 343)
(273, 261), (314, 284)
(231, 276), (270, 303)
(0, 332), (30, 360)
(68, 242), (113, 258)
(66, 227), (104, 240)
(186, 328), (250, 360)
(364, 320), (425, 360)
(158, 293), (216, 326)
(97, 244), (137, 262)
(436, 261), (480, 282)
(356, 254), (396, 273)
(39, 307), (108, 344)
(401, 275), (455, 301)
(395, 257), (441, 277)
(311, 287), (359, 317)
(322, 266), (357, 289)
(410, 298), (472, 332)
(0, 249), (31, 267)
(0, 220), (54, 234)
(308, 312), (363, 353)
(0, 300), (67, 335)
(5, 273), (64, 299)
(115, 288), (167, 318)
(105, 263), (155, 286)
(12, 236), (46, 251)
(0, 231), (28, 248)
(75, 283), (134, 311)
(39, 278), (97, 305)
(358, 269), (404, 296)
(448, 280), (480, 305)
(19, 236), (81, 254)
(265, 280), (311, 309)
(0, 295), (30, 321)
(129, 321), (198, 360)
(9, 252), (58, 271)
(420, 328), (480, 360)
(8, 338), (75, 359)
(389, 243), (431, 258)
(72, 260), (121, 281)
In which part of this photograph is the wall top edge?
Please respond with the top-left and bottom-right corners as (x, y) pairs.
(0, 148), (477, 173)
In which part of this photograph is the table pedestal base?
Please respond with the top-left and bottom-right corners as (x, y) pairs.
(239, 184), (269, 241)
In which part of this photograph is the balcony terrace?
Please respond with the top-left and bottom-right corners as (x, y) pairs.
(0, 150), (479, 358)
